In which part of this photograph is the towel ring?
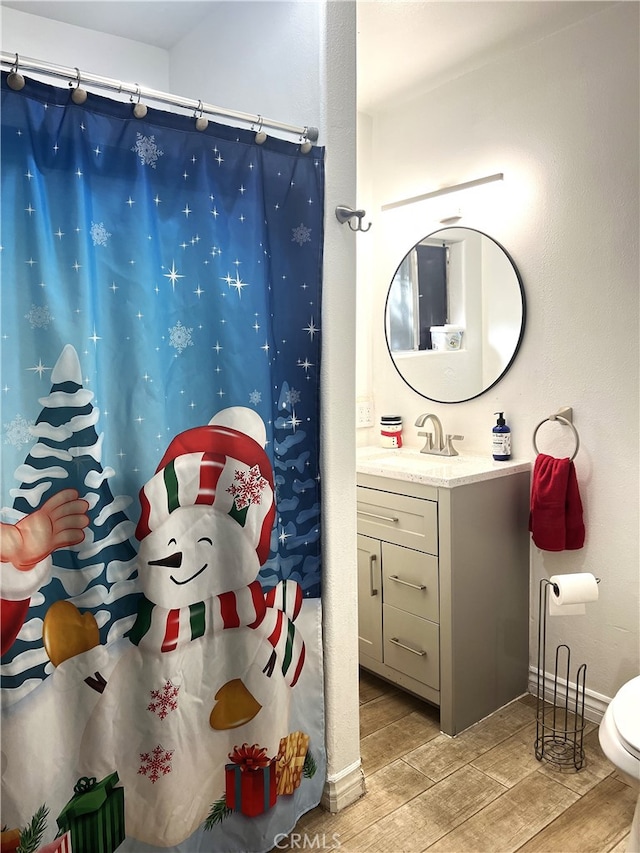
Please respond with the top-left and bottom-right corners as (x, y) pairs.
(532, 415), (580, 461)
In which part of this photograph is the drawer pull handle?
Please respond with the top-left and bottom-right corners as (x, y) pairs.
(389, 575), (426, 591)
(369, 554), (378, 596)
(357, 510), (399, 524)
(389, 637), (426, 657)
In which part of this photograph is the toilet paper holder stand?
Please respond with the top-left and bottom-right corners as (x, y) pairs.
(534, 577), (599, 771)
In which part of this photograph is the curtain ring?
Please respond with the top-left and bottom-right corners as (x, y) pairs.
(299, 126), (312, 154)
(195, 100), (208, 131)
(7, 52), (25, 91)
(70, 67), (88, 104)
(254, 116), (267, 145)
(132, 84), (147, 119)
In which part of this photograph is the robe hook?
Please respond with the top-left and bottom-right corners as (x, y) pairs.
(335, 205), (372, 233)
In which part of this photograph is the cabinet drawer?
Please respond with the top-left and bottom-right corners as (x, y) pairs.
(383, 604), (439, 689)
(382, 542), (439, 623)
(357, 487), (438, 554)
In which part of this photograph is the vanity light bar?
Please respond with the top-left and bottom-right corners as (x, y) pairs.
(381, 173), (504, 212)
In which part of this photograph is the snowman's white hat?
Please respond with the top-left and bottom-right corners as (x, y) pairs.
(136, 421), (275, 565)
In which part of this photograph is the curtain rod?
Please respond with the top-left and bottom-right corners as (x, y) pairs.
(1, 51), (319, 144)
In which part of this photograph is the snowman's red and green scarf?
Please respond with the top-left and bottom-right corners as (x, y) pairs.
(128, 579), (305, 687)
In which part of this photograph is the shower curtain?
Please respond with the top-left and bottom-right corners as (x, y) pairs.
(0, 72), (325, 853)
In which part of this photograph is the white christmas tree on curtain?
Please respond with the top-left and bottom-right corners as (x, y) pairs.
(3, 345), (140, 695)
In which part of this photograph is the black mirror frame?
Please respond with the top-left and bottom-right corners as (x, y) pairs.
(384, 227), (527, 404)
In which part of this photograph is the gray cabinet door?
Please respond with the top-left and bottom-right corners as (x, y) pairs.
(357, 534), (383, 662)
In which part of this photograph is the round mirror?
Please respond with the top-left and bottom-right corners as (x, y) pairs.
(385, 227), (526, 403)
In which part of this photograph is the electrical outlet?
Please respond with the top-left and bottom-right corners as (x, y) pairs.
(356, 399), (373, 429)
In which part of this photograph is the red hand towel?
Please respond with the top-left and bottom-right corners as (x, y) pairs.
(565, 461), (586, 549)
(529, 453), (585, 551)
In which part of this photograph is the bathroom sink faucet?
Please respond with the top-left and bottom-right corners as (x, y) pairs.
(414, 413), (464, 457)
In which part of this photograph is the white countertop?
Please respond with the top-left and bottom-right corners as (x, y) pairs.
(356, 446), (531, 488)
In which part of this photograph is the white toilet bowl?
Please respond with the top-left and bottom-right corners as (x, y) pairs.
(599, 675), (640, 852)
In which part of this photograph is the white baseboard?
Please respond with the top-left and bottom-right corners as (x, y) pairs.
(528, 666), (611, 724)
(321, 761), (366, 813)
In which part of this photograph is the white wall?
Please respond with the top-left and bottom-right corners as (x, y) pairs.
(1, 6), (171, 93)
(169, 1), (322, 132)
(356, 111), (375, 407)
(316, 1), (361, 805)
(357, 2), (639, 702)
(2, 0), (361, 801)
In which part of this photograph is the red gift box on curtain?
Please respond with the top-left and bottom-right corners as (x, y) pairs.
(225, 743), (277, 817)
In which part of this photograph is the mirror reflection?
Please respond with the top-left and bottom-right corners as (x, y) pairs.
(385, 227), (525, 403)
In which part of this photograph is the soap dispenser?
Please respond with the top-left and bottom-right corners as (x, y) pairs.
(492, 412), (511, 461)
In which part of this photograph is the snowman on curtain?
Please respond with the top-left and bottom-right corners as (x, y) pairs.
(79, 407), (306, 847)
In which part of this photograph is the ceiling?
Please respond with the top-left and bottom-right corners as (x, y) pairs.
(2, 0), (616, 113)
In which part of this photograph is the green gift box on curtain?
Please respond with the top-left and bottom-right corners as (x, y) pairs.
(56, 774), (125, 853)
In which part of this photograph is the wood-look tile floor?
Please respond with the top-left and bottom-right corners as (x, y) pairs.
(276, 669), (636, 853)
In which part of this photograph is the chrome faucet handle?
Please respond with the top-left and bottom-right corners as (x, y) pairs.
(417, 430), (434, 452)
(444, 434), (464, 456)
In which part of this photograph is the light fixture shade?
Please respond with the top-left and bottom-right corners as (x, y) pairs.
(382, 173), (504, 212)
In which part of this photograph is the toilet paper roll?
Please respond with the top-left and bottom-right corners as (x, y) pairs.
(549, 573), (599, 616)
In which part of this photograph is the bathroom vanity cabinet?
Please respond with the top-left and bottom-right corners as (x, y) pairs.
(356, 458), (530, 736)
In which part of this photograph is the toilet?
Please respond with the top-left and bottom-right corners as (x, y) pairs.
(599, 675), (640, 853)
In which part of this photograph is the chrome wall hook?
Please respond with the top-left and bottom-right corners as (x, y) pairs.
(335, 205), (371, 232)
